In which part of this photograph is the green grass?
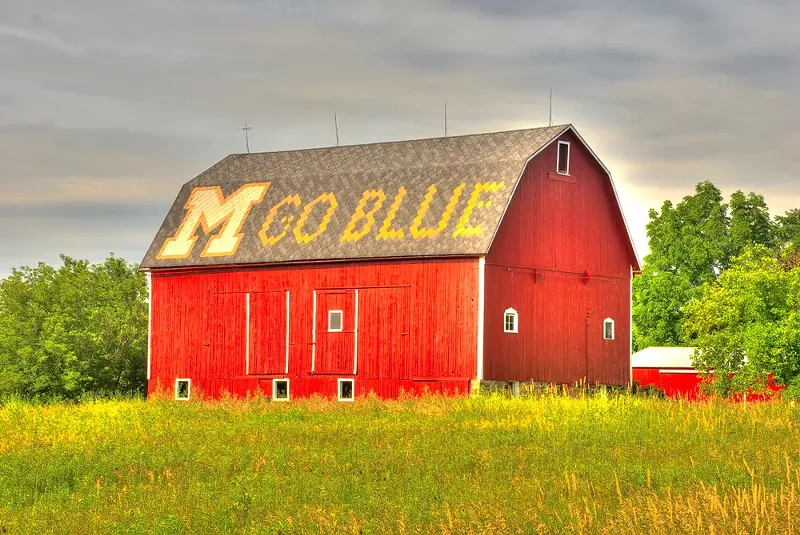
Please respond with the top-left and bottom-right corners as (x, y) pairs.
(1, 392), (799, 534)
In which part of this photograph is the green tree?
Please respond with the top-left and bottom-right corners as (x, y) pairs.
(632, 182), (794, 351)
(633, 181), (729, 349)
(777, 208), (800, 247)
(683, 246), (800, 397)
(0, 255), (148, 400)
(729, 190), (775, 257)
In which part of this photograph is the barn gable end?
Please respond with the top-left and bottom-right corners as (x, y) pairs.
(481, 128), (638, 386)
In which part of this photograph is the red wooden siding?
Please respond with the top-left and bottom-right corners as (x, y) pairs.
(149, 258), (478, 399)
(482, 131), (634, 385)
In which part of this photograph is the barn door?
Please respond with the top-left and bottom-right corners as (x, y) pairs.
(248, 291), (289, 375)
(357, 287), (410, 380)
(313, 290), (356, 375)
(211, 293), (247, 377)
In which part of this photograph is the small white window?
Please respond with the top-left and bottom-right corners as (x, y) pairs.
(175, 378), (191, 401)
(338, 378), (354, 402)
(328, 310), (343, 332)
(273, 379), (290, 401)
(557, 141), (570, 175)
(603, 318), (615, 340)
(504, 308), (518, 333)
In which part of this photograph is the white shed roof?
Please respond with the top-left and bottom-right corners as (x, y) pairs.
(631, 346), (697, 369)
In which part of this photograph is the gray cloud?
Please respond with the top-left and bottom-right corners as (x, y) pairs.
(711, 50), (799, 88)
(1, 0), (799, 275)
(0, 200), (168, 275)
(443, 0), (716, 23)
(0, 124), (212, 182)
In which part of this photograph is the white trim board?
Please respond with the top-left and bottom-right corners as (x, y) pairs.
(353, 289), (359, 375)
(285, 291), (290, 375)
(146, 272), (152, 381)
(311, 290), (317, 372)
(476, 257), (485, 380)
(245, 292), (251, 374)
(629, 265), (633, 386)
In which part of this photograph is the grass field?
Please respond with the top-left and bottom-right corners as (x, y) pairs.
(1, 392), (799, 535)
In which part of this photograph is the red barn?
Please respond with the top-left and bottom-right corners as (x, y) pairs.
(141, 124), (640, 401)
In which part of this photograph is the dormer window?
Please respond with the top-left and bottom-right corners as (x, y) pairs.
(557, 141), (570, 175)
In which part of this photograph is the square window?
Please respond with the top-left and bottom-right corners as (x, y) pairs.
(603, 319), (615, 340)
(338, 378), (354, 402)
(504, 308), (518, 333)
(273, 379), (290, 401)
(175, 378), (191, 400)
(328, 310), (343, 332)
(557, 141), (570, 175)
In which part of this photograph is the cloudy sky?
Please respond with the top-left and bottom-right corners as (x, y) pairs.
(1, 0), (798, 276)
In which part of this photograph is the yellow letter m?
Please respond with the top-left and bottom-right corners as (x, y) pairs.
(157, 183), (270, 260)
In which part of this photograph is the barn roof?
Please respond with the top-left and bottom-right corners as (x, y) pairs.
(141, 124), (637, 269)
(631, 347), (698, 369)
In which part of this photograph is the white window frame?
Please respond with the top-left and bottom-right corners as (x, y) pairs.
(557, 141), (570, 175)
(272, 378), (290, 401)
(328, 309), (344, 332)
(504, 307), (518, 334)
(175, 378), (191, 401)
(337, 378), (355, 402)
(603, 318), (615, 341)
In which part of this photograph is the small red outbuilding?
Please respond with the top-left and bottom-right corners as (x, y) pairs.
(631, 347), (702, 399)
(141, 124), (640, 401)
(632, 347), (784, 400)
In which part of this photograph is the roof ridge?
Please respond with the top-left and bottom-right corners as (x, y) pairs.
(230, 124), (571, 157)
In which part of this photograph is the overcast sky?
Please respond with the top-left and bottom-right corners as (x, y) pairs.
(1, 0), (798, 276)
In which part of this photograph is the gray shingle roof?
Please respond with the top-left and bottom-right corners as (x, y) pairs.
(141, 124), (570, 269)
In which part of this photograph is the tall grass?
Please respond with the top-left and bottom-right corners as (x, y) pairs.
(1, 392), (798, 534)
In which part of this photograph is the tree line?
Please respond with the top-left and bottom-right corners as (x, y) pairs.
(634, 181), (800, 396)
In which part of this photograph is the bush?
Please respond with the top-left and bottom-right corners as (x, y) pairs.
(0, 255), (148, 400)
